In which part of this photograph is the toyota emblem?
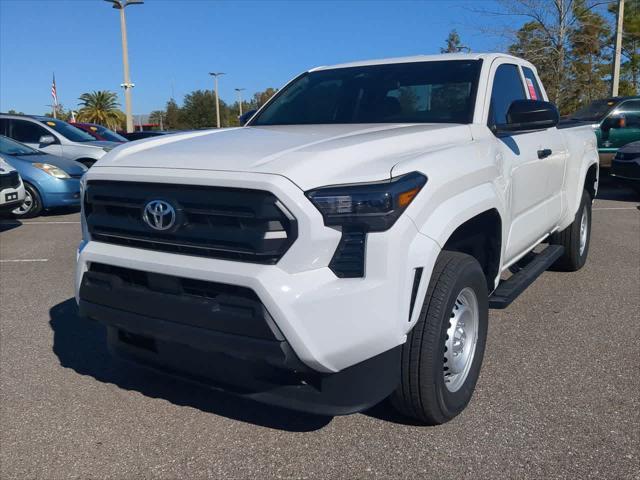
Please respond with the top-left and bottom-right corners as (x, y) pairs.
(142, 200), (176, 231)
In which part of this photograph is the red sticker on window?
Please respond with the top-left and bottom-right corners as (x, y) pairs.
(526, 78), (538, 100)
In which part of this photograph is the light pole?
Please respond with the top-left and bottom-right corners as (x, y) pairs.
(105, 0), (143, 133)
(209, 72), (225, 128)
(235, 88), (246, 117)
(611, 0), (625, 97)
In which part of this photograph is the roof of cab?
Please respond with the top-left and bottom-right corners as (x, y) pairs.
(310, 53), (523, 71)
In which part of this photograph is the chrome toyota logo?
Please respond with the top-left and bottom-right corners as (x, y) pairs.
(142, 200), (176, 231)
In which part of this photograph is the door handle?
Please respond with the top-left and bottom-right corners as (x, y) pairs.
(537, 148), (552, 159)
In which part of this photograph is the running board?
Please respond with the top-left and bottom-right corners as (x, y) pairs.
(489, 245), (564, 309)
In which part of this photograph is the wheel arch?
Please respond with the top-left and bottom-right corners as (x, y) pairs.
(583, 162), (598, 201)
(442, 209), (502, 290)
(412, 182), (505, 289)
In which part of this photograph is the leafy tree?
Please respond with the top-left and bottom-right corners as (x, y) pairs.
(162, 98), (186, 130)
(494, 0), (608, 112)
(181, 90), (215, 128)
(252, 88), (278, 108)
(610, 0), (639, 95)
(565, 0), (611, 111)
(43, 104), (73, 121)
(77, 91), (124, 129)
(441, 30), (467, 53)
(7, 109), (24, 115)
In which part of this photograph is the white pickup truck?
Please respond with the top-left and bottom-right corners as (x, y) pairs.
(76, 53), (598, 424)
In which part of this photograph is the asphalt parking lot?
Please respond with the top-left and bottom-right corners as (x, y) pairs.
(1, 176), (638, 479)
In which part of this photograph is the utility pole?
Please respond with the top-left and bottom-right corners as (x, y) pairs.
(105, 0), (143, 133)
(612, 0), (625, 97)
(209, 72), (225, 128)
(235, 88), (245, 116)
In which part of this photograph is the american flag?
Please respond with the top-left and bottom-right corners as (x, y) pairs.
(51, 74), (58, 106)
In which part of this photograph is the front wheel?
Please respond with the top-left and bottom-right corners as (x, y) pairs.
(12, 183), (43, 219)
(549, 189), (592, 271)
(391, 251), (488, 425)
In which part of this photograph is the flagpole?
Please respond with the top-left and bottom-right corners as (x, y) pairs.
(52, 73), (58, 119)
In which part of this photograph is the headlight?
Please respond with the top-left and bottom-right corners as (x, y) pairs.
(306, 172), (427, 232)
(33, 163), (70, 179)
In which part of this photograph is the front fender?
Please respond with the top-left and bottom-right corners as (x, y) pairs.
(408, 182), (505, 249)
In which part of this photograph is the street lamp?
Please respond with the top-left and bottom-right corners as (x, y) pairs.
(105, 0), (143, 133)
(209, 72), (225, 128)
(235, 88), (246, 116)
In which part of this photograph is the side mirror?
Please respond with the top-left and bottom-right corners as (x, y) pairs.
(239, 109), (257, 126)
(495, 100), (559, 134)
(38, 135), (56, 145)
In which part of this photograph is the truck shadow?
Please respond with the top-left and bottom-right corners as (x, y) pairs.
(49, 298), (332, 432)
(0, 218), (21, 233)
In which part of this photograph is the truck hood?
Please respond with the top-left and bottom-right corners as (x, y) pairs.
(97, 123), (473, 190)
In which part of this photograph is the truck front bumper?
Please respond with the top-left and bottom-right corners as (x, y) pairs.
(75, 167), (441, 414)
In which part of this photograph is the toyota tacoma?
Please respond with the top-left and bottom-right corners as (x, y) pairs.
(76, 53), (599, 424)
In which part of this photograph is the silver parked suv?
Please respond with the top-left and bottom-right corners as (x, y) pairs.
(0, 114), (119, 168)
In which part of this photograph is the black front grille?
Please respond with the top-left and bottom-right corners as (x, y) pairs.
(0, 171), (20, 190)
(329, 228), (366, 278)
(81, 263), (278, 340)
(84, 180), (297, 263)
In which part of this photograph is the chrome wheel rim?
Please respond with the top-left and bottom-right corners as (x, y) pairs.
(12, 189), (33, 216)
(444, 287), (479, 393)
(579, 206), (588, 256)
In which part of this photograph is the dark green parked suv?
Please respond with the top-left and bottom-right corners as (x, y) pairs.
(566, 96), (640, 167)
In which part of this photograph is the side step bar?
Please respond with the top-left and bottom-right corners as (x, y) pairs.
(489, 245), (564, 309)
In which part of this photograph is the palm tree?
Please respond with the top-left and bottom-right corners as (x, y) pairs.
(77, 91), (124, 130)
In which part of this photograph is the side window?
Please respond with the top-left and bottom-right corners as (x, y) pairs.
(488, 64), (526, 126)
(617, 100), (640, 129)
(10, 119), (52, 144)
(0, 118), (8, 136)
(522, 67), (543, 101)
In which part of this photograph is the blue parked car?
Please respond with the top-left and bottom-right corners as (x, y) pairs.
(0, 135), (87, 218)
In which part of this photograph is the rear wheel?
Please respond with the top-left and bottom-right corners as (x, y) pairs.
(12, 183), (43, 219)
(391, 251), (488, 425)
(550, 189), (591, 271)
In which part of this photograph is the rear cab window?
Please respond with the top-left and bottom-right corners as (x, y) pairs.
(522, 67), (543, 101)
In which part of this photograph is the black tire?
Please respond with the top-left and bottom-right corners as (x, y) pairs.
(549, 189), (591, 271)
(391, 251), (488, 425)
(12, 183), (43, 219)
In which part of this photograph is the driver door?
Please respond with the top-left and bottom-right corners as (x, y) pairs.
(487, 62), (564, 263)
(9, 119), (64, 157)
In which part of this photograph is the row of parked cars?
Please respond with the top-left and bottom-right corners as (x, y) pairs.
(1, 97), (639, 219)
(0, 113), (173, 218)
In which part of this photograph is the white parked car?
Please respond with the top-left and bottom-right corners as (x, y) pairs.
(75, 53), (598, 423)
(0, 155), (25, 215)
(0, 114), (119, 169)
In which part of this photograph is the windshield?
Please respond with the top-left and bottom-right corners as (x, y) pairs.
(251, 60), (482, 126)
(39, 118), (96, 142)
(569, 99), (620, 122)
(87, 124), (127, 142)
(0, 135), (40, 156)
(94, 125), (127, 142)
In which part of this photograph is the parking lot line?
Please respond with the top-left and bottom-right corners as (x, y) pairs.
(592, 207), (638, 210)
(0, 258), (49, 263)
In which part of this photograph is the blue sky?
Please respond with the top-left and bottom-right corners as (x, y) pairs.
(0, 0), (514, 115)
